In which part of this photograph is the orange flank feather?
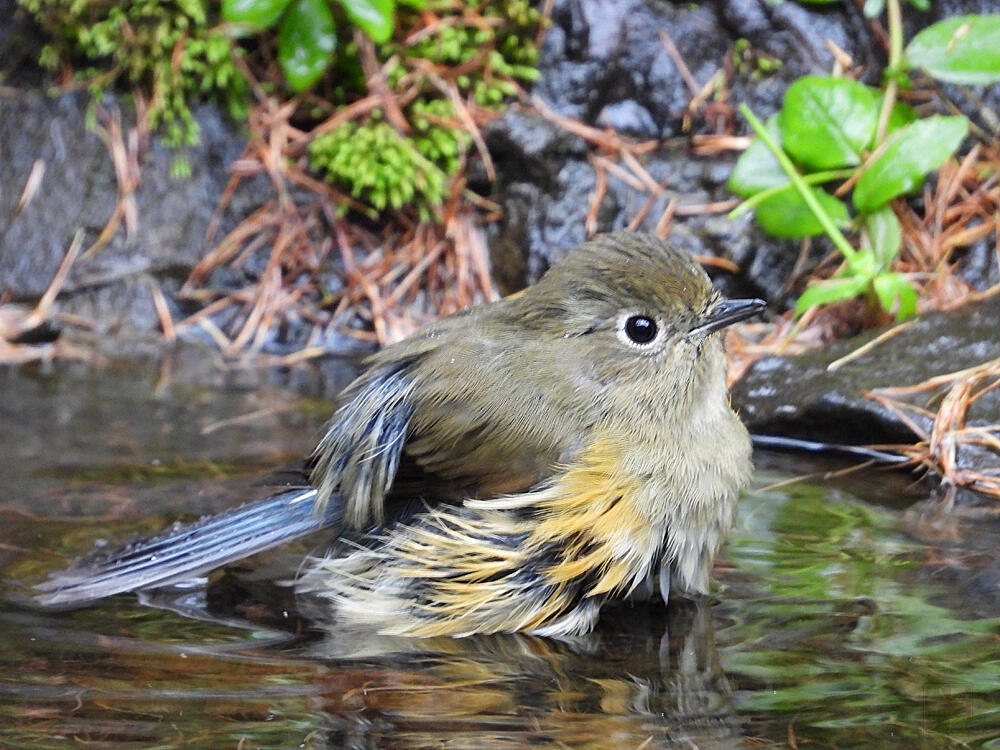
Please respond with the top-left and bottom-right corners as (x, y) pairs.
(299, 437), (661, 637)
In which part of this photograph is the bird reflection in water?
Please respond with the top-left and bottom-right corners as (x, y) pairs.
(284, 597), (743, 749)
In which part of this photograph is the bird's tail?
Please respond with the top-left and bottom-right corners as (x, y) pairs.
(34, 488), (336, 608)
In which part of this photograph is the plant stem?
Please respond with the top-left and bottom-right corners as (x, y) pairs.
(728, 169), (857, 218)
(738, 103), (860, 265)
(874, 0), (904, 143)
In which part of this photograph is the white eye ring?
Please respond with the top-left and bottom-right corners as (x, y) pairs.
(617, 313), (665, 350)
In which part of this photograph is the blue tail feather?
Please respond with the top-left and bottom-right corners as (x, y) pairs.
(34, 488), (338, 607)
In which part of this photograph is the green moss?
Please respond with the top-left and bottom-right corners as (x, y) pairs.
(308, 0), (543, 216)
(20, 0), (248, 150)
(396, 0), (541, 106)
(23, 0), (544, 214)
(732, 38), (783, 78)
(310, 107), (469, 220)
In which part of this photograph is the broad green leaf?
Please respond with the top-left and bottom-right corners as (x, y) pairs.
(398, 0), (425, 6)
(864, 205), (902, 268)
(755, 186), (850, 239)
(795, 275), (871, 316)
(905, 14), (1000, 85)
(779, 76), (880, 170)
(729, 116), (787, 196)
(339, 0), (395, 43)
(279, 0), (337, 91)
(873, 272), (917, 319)
(222, 0), (293, 28)
(905, 0), (929, 10)
(853, 115), (968, 211)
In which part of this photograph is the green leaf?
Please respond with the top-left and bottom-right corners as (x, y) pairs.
(844, 248), (877, 278)
(795, 275), (871, 316)
(729, 116), (787, 196)
(779, 76), (880, 170)
(177, 0), (207, 23)
(279, 0), (337, 91)
(755, 186), (850, 239)
(339, 0), (395, 43)
(882, 98), (919, 135)
(864, 205), (902, 268)
(905, 14), (1000, 85)
(873, 272), (917, 319)
(905, 0), (929, 10)
(222, 0), (293, 28)
(853, 115), (968, 211)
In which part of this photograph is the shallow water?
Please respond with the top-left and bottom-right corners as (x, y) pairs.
(2, 364), (1000, 749)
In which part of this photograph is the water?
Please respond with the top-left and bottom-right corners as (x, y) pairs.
(2, 364), (999, 749)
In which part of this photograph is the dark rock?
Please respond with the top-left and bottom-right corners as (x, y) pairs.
(956, 224), (1000, 290)
(486, 0), (897, 305)
(0, 0), (47, 89)
(0, 93), (271, 303)
(732, 297), (1000, 476)
(536, 0), (731, 138)
(486, 108), (811, 302)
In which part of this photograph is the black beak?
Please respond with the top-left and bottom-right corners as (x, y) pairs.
(692, 298), (766, 336)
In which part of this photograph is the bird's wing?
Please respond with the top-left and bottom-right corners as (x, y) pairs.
(309, 357), (419, 529)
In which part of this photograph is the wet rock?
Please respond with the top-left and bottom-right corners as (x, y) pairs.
(0, 93), (271, 307)
(534, 0), (729, 138)
(956, 225), (1000, 290)
(0, 0), (46, 88)
(732, 296), (1000, 479)
(486, 108), (817, 302)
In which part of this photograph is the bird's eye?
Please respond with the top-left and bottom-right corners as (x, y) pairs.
(623, 315), (658, 344)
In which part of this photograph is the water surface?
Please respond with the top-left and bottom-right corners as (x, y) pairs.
(2, 364), (999, 749)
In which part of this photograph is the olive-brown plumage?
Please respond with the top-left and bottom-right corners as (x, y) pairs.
(36, 232), (764, 637)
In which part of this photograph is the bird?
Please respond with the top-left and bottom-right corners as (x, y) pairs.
(35, 231), (765, 638)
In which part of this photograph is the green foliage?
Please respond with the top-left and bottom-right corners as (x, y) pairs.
(23, 0), (542, 217)
(309, 108), (468, 219)
(224, 0), (423, 91)
(732, 39), (783, 78)
(905, 14), (1000, 85)
(223, 0), (542, 216)
(306, 0), (542, 217)
(730, 5), (1000, 320)
(277, 0), (337, 91)
(852, 115), (968, 211)
(22, 0), (249, 150)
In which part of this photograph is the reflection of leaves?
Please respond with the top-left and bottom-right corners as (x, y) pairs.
(719, 482), (1000, 747)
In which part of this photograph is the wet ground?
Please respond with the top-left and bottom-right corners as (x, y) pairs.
(2, 363), (1000, 749)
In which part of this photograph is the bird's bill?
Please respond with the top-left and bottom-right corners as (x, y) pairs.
(693, 297), (766, 336)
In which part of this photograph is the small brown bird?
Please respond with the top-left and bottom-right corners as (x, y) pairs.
(36, 232), (764, 637)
